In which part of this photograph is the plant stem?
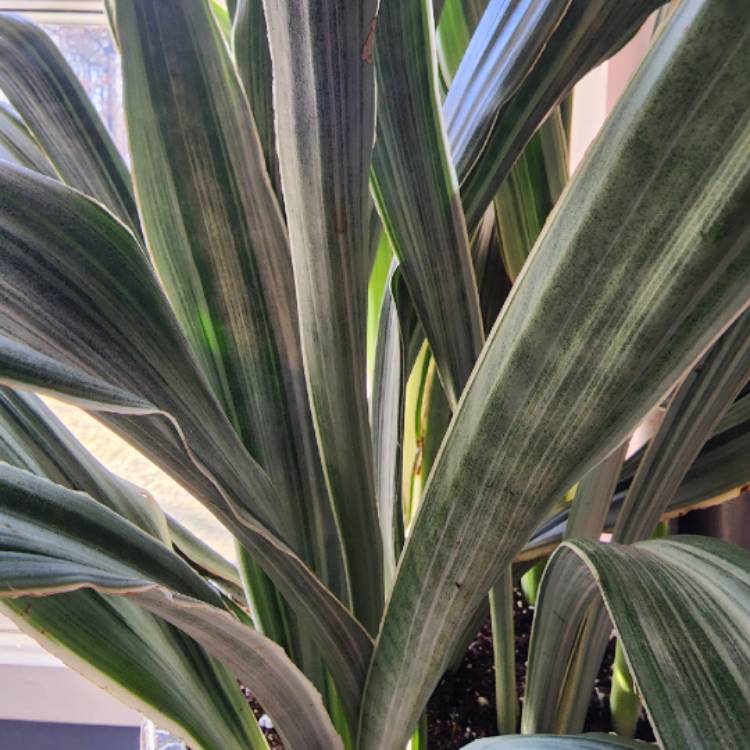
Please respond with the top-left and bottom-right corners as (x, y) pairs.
(490, 567), (517, 734)
(610, 639), (640, 739)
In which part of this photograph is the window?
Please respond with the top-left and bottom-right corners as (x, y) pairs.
(0, 3), (127, 155)
(45, 24), (127, 155)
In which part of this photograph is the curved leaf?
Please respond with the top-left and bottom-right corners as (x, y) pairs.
(371, 268), (416, 587)
(0, 13), (140, 232)
(0, 102), (55, 176)
(136, 587), (342, 750)
(526, 537), (750, 750)
(2, 594), (270, 750)
(464, 735), (645, 749)
(0, 163), (372, 722)
(0, 426), (267, 750)
(523, 309), (750, 732)
(0, 388), (167, 542)
(0, 335), (153, 414)
(453, 0), (666, 228)
(0, 464), (342, 750)
(0, 465), (219, 602)
(443, 0), (570, 182)
(358, 1), (750, 745)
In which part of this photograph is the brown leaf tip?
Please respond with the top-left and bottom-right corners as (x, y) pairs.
(361, 17), (377, 64)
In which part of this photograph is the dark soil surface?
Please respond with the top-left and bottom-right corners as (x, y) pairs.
(427, 621), (503, 747)
(240, 685), (285, 749)
(187, 685), (284, 750)
(426, 587), (655, 750)
(239, 587), (654, 750)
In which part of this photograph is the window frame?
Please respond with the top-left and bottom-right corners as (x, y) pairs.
(0, 1), (106, 25)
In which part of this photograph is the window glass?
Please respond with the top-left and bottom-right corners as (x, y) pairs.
(44, 24), (128, 157)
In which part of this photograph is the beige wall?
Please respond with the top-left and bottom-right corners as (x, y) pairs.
(570, 13), (658, 171)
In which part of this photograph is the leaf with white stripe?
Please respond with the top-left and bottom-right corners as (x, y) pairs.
(527, 536), (750, 750)
(0, 388), (167, 542)
(263, 0), (383, 634)
(0, 464), (342, 750)
(371, 268), (417, 587)
(115, 0), (343, 602)
(444, 0), (569, 185)
(0, 335), (153, 414)
(434, 1), (569, 292)
(358, 1), (750, 745)
(436, 0), (488, 85)
(0, 163), (372, 723)
(372, 0), (484, 407)
(452, 0), (666, 228)
(210, 0), (233, 38)
(3, 593), (271, 750)
(232, 0), (281, 200)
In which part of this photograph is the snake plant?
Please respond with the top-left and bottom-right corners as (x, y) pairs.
(0, 0), (749, 748)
